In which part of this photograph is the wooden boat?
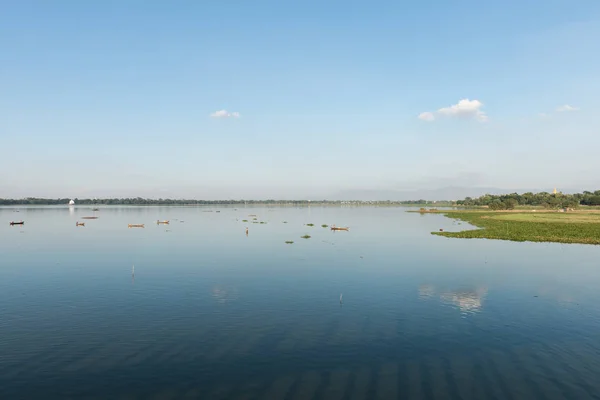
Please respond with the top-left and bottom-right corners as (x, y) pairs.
(330, 226), (349, 231)
(128, 224), (145, 228)
(156, 220), (170, 224)
(10, 221), (24, 226)
(81, 216), (98, 220)
(76, 222), (85, 227)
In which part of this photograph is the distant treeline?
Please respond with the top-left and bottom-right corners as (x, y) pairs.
(456, 190), (600, 210)
(0, 197), (454, 206)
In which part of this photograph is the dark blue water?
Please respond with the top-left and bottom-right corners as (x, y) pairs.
(1, 206), (600, 399)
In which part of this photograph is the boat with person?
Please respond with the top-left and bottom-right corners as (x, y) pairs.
(10, 221), (24, 226)
(156, 220), (170, 224)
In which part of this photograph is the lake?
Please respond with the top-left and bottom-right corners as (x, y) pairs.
(1, 205), (600, 399)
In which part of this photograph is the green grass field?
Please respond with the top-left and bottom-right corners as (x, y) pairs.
(430, 210), (600, 245)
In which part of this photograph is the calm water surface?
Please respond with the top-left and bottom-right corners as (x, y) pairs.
(1, 206), (600, 399)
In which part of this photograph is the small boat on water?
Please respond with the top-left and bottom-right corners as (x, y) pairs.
(156, 220), (170, 224)
(128, 224), (145, 228)
(92, 208), (100, 211)
(10, 221), (24, 226)
(331, 226), (349, 231)
(76, 222), (85, 227)
(81, 216), (98, 220)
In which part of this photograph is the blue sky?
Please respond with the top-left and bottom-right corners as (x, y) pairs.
(2, 0), (599, 199)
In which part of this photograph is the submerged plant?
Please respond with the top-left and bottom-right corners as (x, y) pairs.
(301, 235), (311, 239)
(260, 221), (267, 224)
(306, 223), (314, 226)
(285, 241), (294, 244)
(253, 218), (258, 221)
(242, 219), (248, 222)
(321, 224), (329, 228)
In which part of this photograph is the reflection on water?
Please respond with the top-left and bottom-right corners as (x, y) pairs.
(418, 284), (435, 300)
(440, 287), (487, 314)
(420, 284), (487, 314)
(212, 285), (239, 304)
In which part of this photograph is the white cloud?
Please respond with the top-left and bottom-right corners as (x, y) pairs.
(418, 112), (435, 121)
(418, 99), (487, 122)
(210, 110), (241, 118)
(555, 104), (579, 112)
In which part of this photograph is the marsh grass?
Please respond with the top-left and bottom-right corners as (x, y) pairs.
(431, 210), (600, 245)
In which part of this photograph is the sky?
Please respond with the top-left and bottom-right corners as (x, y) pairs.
(2, 0), (600, 199)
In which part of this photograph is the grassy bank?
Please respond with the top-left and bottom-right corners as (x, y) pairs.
(427, 210), (600, 245)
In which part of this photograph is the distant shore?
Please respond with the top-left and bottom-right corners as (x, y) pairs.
(0, 198), (455, 207)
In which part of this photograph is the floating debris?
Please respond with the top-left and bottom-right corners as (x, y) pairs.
(76, 222), (85, 227)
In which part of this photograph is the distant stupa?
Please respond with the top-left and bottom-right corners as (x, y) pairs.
(553, 188), (558, 195)
(69, 199), (75, 205)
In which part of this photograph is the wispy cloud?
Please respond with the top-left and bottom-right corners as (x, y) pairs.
(418, 112), (435, 121)
(418, 99), (488, 122)
(210, 110), (241, 118)
(555, 104), (579, 112)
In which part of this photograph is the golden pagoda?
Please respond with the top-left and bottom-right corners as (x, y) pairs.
(553, 188), (558, 194)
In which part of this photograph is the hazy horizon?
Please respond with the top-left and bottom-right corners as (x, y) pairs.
(2, 185), (597, 202)
(2, 2), (599, 198)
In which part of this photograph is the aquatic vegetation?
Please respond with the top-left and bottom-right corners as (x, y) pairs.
(432, 210), (600, 245)
(242, 219), (248, 222)
(321, 224), (328, 228)
(306, 223), (314, 226)
(253, 218), (258, 221)
(283, 221), (288, 223)
(259, 221), (267, 224)
(301, 235), (311, 239)
(285, 241), (294, 244)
